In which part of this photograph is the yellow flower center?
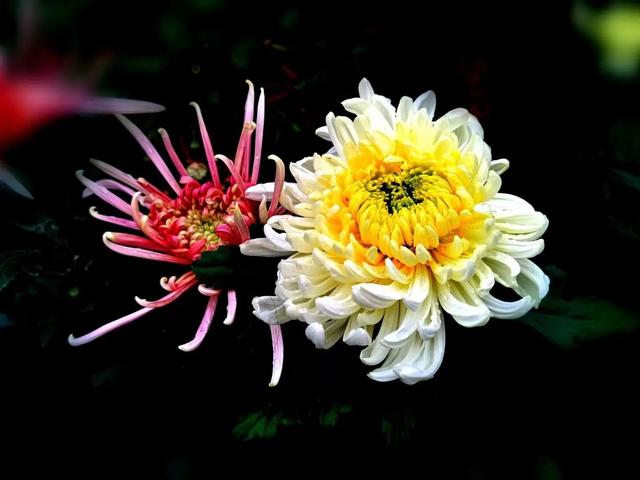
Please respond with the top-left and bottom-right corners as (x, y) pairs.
(182, 207), (224, 248)
(344, 166), (474, 263)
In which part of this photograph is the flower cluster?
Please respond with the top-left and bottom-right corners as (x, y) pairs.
(70, 77), (548, 386)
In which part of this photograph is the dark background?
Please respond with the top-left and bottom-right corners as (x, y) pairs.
(1, 0), (639, 478)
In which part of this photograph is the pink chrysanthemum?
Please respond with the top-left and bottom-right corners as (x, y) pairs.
(69, 81), (286, 386)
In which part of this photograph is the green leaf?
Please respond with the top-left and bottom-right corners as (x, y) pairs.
(611, 169), (640, 192)
(191, 246), (278, 289)
(0, 313), (14, 329)
(535, 455), (565, 480)
(190, 246), (239, 287)
(318, 403), (352, 427)
(0, 249), (31, 291)
(522, 296), (639, 348)
(608, 215), (640, 241)
(381, 408), (417, 447)
(232, 411), (288, 441)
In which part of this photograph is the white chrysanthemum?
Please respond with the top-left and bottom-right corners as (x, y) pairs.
(241, 78), (549, 384)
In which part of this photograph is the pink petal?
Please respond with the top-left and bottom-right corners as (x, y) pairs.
(267, 155), (285, 217)
(89, 158), (143, 191)
(89, 206), (139, 230)
(251, 88), (266, 184)
(198, 284), (221, 296)
(178, 293), (219, 352)
(76, 97), (165, 115)
(223, 290), (237, 325)
(233, 205), (251, 243)
(103, 232), (191, 264)
(76, 170), (133, 216)
(135, 276), (196, 307)
(109, 232), (166, 251)
(82, 179), (135, 199)
(68, 306), (154, 346)
(116, 114), (181, 195)
(269, 324), (284, 387)
(215, 154), (245, 193)
(190, 102), (220, 188)
(158, 128), (189, 178)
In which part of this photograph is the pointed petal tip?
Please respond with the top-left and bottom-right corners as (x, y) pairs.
(177, 343), (195, 352)
(0, 166), (34, 199)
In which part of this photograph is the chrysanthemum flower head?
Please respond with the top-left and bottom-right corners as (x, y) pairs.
(242, 78), (549, 384)
(70, 81), (286, 385)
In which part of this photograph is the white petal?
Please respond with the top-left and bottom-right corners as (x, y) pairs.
(305, 318), (348, 349)
(316, 285), (361, 318)
(252, 296), (290, 325)
(495, 238), (545, 258)
(325, 112), (344, 158)
(403, 264), (429, 311)
(470, 259), (495, 297)
(315, 126), (331, 140)
(240, 238), (293, 257)
(436, 281), (490, 327)
(368, 334), (421, 382)
(414, 90), (436, 119)
(352, 281), (408, 309)
(437, 107), (469, 131)
(418, 295), (443, 339)
(342, 97), (371, 116)
(245, 182), (275, 201)
(356, 309), (384, 326)
(385, 258), (411, 284)
(395, 326), (445, 385)
(382, 301), (426, 348)
(487, 193), (535, 213)
(484, 294), (536, 319)
(358, 78), (374, 101)
(264, 223), (294, 251)
(483, 250), (521, 287)
(343, 315), (372, 346)
(494, 212), (548, 238)
(360, 303), (399, 366)
(305, 323), (325, 348)
(397, 96), (415, 123)
(514, 259), (550, 305)
(490, 158), (509, 175)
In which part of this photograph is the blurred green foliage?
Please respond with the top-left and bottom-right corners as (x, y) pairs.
(574, 2), (640, 78)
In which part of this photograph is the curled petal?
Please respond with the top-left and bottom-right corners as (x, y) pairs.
(223, 290), (237, 325)
(89, 206), (139, 230)
(82, 179), (135, 199)
(103, 232), (191, 264)
(233, 205), (251, 243)
(198, 284), (221, 296)
(76, 170), (132, 216)
(268, 155), (286, 217)
(135, 276), (197, 307)
(89, 158), (142, 191)
(215, 154), (246, 193)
